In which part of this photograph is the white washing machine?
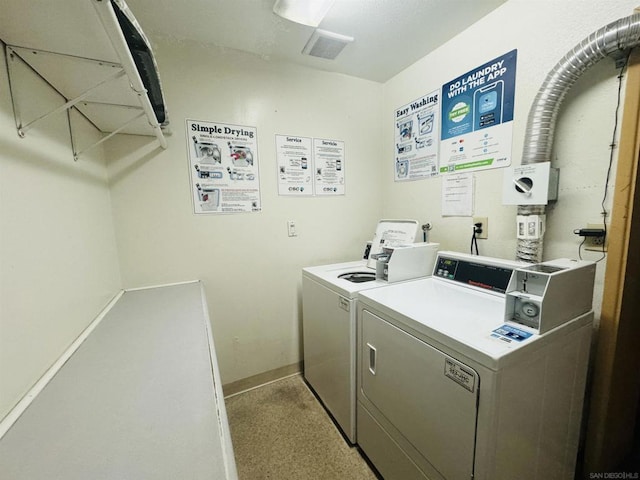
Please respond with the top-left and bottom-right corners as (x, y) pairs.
(356, 251), (595, 480)
(302, 220), (437, 444)
(303, 260), (393, 443)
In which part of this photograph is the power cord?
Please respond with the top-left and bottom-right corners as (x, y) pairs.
(591, 50), (630, 262)
(574, 228), (606, 261)
(470, 223), (482, 255)
(577, 236), (587, 260)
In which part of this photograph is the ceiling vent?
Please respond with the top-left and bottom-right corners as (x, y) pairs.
(302, 29), (354, 60)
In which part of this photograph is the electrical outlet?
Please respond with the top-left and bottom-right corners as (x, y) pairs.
(287, 220), (297, 237)
(473, 216), (488, 239)
(584, 223), (607, 251)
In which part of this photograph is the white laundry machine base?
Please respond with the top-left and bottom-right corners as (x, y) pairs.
(356, 303), (593, 480)
(302, 272), (357, 443)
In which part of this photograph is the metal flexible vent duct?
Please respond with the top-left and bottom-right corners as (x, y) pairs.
(516, 13), (640, 262)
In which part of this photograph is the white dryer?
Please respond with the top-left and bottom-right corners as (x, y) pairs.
(356, 251), (595, 480)
(302, 220), (437, 444)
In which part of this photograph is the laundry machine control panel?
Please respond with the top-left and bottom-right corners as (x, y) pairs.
(433, 254), (515, 294)
(431, 252), (596, 335)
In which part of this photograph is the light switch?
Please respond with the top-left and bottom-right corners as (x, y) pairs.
(287, 220), (297, 237)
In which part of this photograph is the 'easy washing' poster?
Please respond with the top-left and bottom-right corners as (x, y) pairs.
(394, 90), (440, 181)
(440, 50), (517, 174)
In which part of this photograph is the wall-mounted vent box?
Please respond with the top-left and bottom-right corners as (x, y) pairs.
(503, 162), (559, 205)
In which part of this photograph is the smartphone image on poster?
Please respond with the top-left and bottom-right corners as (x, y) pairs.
(473, 80), (503, 131)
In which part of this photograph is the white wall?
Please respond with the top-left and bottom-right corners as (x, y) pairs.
(382, 0), (640, 321)
(106, 39), (384, 385)
(3, 0), (635, 416)
(0, 46), (122, 420)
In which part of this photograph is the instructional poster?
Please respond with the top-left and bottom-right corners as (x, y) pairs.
(276, 134), (313, 195)
(394, 90), (440, 181)
(440, 49), (517, 174)
(186, 119), (261, 214)
(314, 138), (345, 196)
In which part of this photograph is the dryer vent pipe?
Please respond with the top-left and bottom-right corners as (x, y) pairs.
(516, 13), (640, 263)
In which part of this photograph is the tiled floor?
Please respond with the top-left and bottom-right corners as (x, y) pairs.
(225, 374), (378, 479)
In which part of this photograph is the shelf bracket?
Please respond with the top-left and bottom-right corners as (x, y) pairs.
(4, 41), (167, 161)
(72, 111), (145, 161)
(5, 45), (127, 137)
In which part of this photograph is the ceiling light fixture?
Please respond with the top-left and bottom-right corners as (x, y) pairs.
(272, 0), (336, 28)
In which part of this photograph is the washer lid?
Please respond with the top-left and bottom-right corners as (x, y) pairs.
(303, 261), (389, 298)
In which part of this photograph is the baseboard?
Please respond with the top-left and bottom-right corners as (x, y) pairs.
(223, 362), (302, 398)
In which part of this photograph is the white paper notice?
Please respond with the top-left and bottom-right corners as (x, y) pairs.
(314, 138), (345, 195)
(276, 135), (313, 195)
(187, 119), (261, 214)
(442, 173), (473, 216)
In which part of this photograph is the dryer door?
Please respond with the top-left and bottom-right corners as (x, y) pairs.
(361, 309), (479, 480)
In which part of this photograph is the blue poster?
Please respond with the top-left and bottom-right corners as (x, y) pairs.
(440, 50), (517, 173)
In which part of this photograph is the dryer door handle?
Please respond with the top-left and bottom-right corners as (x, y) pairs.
(367, 343), (377, 375)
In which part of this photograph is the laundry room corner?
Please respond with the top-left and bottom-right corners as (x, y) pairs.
(380, 0), (640, 329)
(104, 37), (386, 387)
(0, 43), (122, 420)
(5, 0), (640, 477)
